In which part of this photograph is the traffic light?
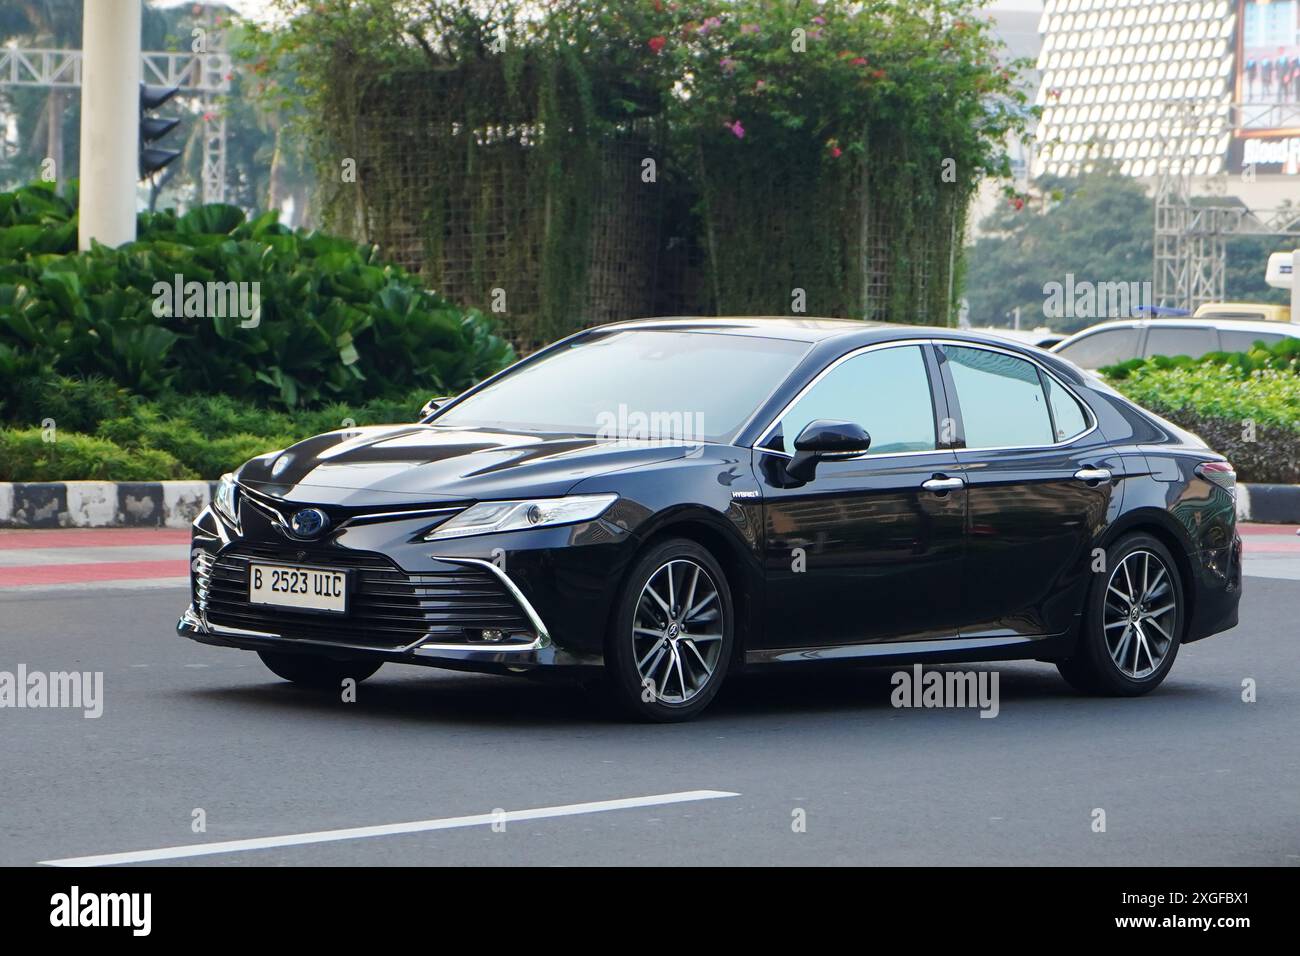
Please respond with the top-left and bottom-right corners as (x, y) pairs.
(139, 83), (182, 179)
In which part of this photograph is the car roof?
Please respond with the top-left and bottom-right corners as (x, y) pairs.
(590, 316), (1033, 347)
(1058, 317), (1300, 340)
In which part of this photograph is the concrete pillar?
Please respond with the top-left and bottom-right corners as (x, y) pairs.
(78, 0), (142, 250)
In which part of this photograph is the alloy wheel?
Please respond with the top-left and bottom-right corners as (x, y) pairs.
(1103, 550), (1177, 679)
(632, 559), (725, 704)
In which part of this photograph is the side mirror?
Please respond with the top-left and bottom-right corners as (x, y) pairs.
(786, 419), (871, 482)
(420, 396), (451, 419)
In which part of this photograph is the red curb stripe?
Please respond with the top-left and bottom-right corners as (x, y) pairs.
(0, 529), (192, 549)
(0, 559), (189, 587)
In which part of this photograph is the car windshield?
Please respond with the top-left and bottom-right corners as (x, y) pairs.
(434, 329), (809, 443)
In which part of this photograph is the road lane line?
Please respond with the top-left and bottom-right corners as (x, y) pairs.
(39, 790), (741, 866)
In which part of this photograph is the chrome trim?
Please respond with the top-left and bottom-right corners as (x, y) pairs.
(341, 505), (464, 528)
(418, 635), (548, 653)
(438, 557), (553, 648)
(921, 476), (965, 493)
(751, 337), (1102, 461)
(1074, 467), (1112, 484)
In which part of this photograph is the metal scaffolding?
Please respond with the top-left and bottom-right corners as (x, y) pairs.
(1153, 99), (1300, 311)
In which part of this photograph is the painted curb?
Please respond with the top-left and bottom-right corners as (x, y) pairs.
(0, 482), (218, 528)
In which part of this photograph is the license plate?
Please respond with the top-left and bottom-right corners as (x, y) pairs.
(248, 563), (349, 614)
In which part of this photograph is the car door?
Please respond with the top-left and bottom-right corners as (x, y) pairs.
(936, 342), (1122, 640)
(755, 342), (966, 650)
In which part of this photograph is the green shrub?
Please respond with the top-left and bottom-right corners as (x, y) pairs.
(0, 428), (193, 481)
(1110, 363), (1300, 484)
(0, 182), (515, 412)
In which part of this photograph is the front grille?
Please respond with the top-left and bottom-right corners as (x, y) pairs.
(200, 545), (533, 649)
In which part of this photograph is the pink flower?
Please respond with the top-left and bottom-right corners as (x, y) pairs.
(812, 16), (826, 25)
(754, 79), (767, 91)
(648, 35), (666, 54)
(698, 16), (722, 36)
(727, 120), (745, 139)
(741, 23), (760, 34)
(830, 146), (842, 158)
(851, 57), (867, 66)
(720, 56), (737, 74)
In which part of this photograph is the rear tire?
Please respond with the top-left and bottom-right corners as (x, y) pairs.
(257, 650), (382, 689)
(1057, 533), (1183, 696)
(603, 538), (734, 722)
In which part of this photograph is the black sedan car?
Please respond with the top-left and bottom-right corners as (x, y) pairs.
(179, 318), (1242, 721)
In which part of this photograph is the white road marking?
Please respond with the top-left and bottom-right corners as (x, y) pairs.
(39, 790), (740, 866)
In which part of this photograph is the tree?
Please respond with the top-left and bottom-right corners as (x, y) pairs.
(964, 170), (1154, 333)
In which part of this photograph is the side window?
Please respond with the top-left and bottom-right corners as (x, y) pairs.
(1219, 330), (1286, 352)
(1056, 327), (1141, 368)
(1142, 326), (1219, 359)
(944, 346), (1054, 448)
(771, 345), (937, 456)
(1041, 372), (1089, 443)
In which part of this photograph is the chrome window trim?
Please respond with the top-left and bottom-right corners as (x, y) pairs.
(751, 339), (940, 461)
(748, 337), (1100, 461)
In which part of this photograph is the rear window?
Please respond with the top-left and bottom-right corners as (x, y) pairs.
(1219, 330), (1288, 352)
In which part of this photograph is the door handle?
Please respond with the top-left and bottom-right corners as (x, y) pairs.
(921, 476), (965, 494)
(1074, 467), (1112, 484)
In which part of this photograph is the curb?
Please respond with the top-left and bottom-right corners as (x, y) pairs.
(0, 481), (218, 529)
(2, 480), (1299, 529)
(1236, 484), (1300, 526)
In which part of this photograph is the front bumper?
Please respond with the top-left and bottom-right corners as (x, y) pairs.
(176, 603), (599, 675)
(178, 498), (627, 674)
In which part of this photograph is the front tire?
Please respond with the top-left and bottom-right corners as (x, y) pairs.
(257, 650), (382, 689)
(1057, 533), (1183, 696)
(604, 538), (734, 722)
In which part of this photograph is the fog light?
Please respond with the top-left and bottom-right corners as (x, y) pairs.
(480, 628), (506, 643)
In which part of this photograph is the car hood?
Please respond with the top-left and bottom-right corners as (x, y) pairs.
(235, 424), (695, 506)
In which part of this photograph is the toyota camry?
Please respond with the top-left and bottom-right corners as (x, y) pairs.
(179, 318), (1243, 721)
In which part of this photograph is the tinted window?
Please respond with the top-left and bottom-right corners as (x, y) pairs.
(1042, 373), (1089, 442)
(945, 346), (1054, 448)
(771, 345), (936, 455)
(1219, 330), (1287, 352)
(436, 329), (808, 442)
(1056, 327), (1141, 368)
(1143, 326), (1219, 359)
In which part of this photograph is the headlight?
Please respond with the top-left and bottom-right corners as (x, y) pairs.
(425, 494), (618, 541)
(214, 473), (239, 525)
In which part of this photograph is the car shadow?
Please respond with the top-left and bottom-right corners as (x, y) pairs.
(176, 658), (1172, 728)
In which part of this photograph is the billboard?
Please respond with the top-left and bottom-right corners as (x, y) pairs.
(1235, 0), (1300, 172)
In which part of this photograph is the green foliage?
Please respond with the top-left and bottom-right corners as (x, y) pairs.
(0, 182), (515, 412)
(249, 0), (1030, 335)
(1101, 333), (1300, 381)
(0, 428), (192, 482)
(1106, 344), (1300, 485)
(0, 383), (436, 481)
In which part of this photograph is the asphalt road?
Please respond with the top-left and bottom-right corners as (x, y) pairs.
(1, 572), (1298, 867)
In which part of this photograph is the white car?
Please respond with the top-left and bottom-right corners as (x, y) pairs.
(1051, 317), (1300, 370)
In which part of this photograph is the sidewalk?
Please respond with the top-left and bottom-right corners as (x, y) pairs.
(2, 523), (1297, 593)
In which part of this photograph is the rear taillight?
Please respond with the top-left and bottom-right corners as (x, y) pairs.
(1196, 461), (1236, 497)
